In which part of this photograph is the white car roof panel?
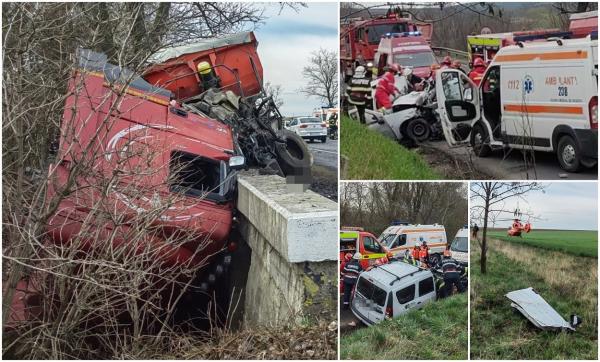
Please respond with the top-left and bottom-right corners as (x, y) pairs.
(505, 287), (573, 331)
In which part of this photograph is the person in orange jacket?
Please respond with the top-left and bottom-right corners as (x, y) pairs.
(411, 245), (421, 266)
(468, 57), (487, 86)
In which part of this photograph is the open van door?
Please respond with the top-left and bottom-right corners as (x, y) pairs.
(435, 69), (480, 146)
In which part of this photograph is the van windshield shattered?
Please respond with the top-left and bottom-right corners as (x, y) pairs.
(356, 277), (387, 307)
(451, 236), (468, 252)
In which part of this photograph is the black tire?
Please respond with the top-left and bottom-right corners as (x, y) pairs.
(556, 135), (582, 172)
(321, 136), (327, 143)
(429, 253), (441, 267)
(275, 129), (312, 176)
(470, 123), (492, 157)
(405, 118), (431, 142)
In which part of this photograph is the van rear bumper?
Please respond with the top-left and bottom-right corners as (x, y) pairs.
(574, 129), (598, 159)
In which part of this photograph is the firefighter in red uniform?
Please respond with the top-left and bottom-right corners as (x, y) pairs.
(440, 55), (452, 69)
(375, 70), (398, 112)
(468, 57), (487, 86)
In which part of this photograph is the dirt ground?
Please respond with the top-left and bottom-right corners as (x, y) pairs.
(417, 144), (494, 180)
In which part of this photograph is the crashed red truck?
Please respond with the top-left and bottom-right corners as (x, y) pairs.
(8, 32), (312, 325)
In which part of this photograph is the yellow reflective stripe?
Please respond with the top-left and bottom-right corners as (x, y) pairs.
(363, 253), (387, 259)
(340, 231), (359, 239)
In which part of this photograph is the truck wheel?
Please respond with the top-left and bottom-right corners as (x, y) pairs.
(405, 118), (430, 142)
(470, 124), (491, 157)
(557, 135), (582, 172)
(275, 129), (311, 176)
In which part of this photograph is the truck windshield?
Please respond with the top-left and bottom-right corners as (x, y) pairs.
(393, 51), (436, 68)
(169, 151), (235, 202)
(367, 23), (409, 44)
(356, 277), (388, 307)
(380, 233), (397, 247)
(451, 236), (468, 253)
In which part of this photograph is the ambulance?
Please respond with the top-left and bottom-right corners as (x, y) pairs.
(449, 226), (468, 264)
(378, 222), (447, 265)
(340, 227), (390, 269)
(435, 34), (598, 172)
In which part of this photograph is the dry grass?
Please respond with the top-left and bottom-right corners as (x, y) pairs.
(491, 238), (597, 313)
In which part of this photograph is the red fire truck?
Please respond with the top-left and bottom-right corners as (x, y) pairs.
(340, 14), (432, 80)
(374, 32), (437, 79)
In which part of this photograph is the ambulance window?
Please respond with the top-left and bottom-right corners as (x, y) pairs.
(398, 234), (407, 246)
(396, 284), (415, 304)
(363, 236), (382, 253)
(418, 277), (434, 296)
(482, 66), (500, 93)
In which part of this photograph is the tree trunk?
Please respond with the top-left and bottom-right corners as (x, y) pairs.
(480, 193), (490, 274)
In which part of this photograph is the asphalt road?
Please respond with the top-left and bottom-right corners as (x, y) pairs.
(425, 140), (597, 180)
(306, 138), (338, 171)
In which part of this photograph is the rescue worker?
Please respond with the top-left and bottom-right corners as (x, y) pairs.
(375, 71), (397, 112)
(451, 60), (466, 74)
(411, 245), (421, 267)
(365, 62), (375, 80)
(443, 245), (451, 258)
(346, 66), (372, 124)
(440, 254), (464, 297)
(468, 57), (487, 86)
(340, 252), (352, 273)
(403, 67), (425, 92)
(342, 252), (364, 309)
(197, 61), (221, 90)
(440, 55), (452, 69)
(429, 63), (441, 81)
(472, 223), (479, 239)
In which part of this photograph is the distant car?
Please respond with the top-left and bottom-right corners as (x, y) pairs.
(351, 261), (437, 326)
(287, 117), (327, 143)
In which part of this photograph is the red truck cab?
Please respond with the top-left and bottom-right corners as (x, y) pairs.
(46, 49), (243, 269)
(374, 32), (437, 79)
(340, 15), (432, 79)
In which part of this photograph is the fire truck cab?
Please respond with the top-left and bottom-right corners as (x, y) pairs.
(340, 15), (432, 80)
(374, 32), (437, 79)
(340, 227), (390, 269)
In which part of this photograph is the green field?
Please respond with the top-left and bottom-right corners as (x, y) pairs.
(340, 116), (439, 180)
(471, 237), (598, 360)
(341, 293), (467, 360)
(486, 229), (597, 257)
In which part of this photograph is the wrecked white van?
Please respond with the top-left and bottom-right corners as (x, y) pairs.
(351, 261), (436, 326)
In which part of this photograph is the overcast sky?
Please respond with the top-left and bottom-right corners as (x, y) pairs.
(473, 183), (598, 231)
(255, 3), (338, 116)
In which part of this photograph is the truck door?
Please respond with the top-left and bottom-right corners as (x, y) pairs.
(435, 69), (481, 146)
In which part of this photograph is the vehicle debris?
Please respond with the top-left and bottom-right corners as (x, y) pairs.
(505, 287), (582, 331)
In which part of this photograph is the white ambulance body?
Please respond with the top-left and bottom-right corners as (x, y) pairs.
(436, 35), (598, 172)
(450, 226), (469, 264)
(378, 223), (447, 263)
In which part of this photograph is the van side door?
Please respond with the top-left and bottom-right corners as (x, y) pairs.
(393, 283), (417, 316)
(415, 275), (437, 307)
(435, 69), (481, 146)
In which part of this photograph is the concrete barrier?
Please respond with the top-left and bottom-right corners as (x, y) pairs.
(236, 174), (337, 326)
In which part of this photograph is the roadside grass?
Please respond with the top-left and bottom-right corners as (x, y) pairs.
(486, 229), (597, 257)
(341, 293), (467, 360)
(471, 237), (598, 360)
(340, 116), (439, 180)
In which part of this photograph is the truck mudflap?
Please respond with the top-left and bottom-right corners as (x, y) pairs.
(505, 287), (581, 331)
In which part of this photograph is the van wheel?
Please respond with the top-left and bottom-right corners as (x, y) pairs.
(405, 118), (431, 142)
(557, 135), (582, 172)
(470, 124), (491, 157)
